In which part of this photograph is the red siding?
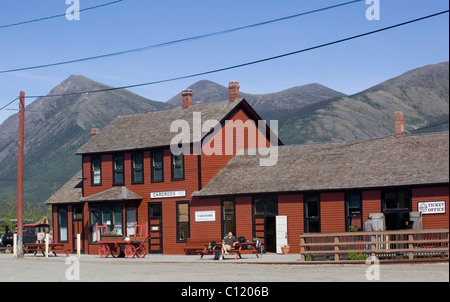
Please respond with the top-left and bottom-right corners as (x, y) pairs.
(190, 197), (222, 240)
(413, 186), (449, 229)
(362, 190), (381, 220)
(279, 194), (303, 253)
(320, 192), (346, 233)
(235, 196), (253, 239)
(78, 105), (273, 254)
(201, 108), (271, 186)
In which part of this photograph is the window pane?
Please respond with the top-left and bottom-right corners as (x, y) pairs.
(92, 156), (101, 185)
(222, 200), (235, 236)
(58, 207), (68, 242)
(133, 153), (143, 183)
(385, 192), (397, 209)
(266, 197), (278, 216)
(149, 204), (162, 217)
(90, 208), (101, 242)
(113, 207), (123, 235)
(73, 207), (83, 220)
(114, 155), (124, 184)
(126, 207), (137, 236)
(172, 155), (184, 180)
(348, 194), (361, 209)
(177, 202), (189, 241)
(102, 207), (112, 232)
(253, 198), (265, 216)
(152, 151), (163, 182)
(306, 202), (319, 217)
(398, 192), (409, 208)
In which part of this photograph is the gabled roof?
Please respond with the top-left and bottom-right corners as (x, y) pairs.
(193, 132), (449, 197)
(75, 99), (258, 154)
(45, 172), (142, 204)
(80, 186), (142, 202)
(45, 171), (83, 205)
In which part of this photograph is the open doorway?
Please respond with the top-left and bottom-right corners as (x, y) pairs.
(265, 217), (276, 253)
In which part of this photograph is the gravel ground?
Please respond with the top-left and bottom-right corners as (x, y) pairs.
(1, 253), (447, 299)
(1, 253), (448, 283)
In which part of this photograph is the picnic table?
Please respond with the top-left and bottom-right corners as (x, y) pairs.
(197, 241), (261, 260)
(23, 243), (71, 257)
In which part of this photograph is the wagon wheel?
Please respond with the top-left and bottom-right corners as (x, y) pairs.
(136, 245), (147, 258)
(99, 244), (110, 258)
(124, 245), (136, 258)
(111, 243), (121, 258)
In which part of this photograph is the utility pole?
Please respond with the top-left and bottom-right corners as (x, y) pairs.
(16, 91), (25, 257)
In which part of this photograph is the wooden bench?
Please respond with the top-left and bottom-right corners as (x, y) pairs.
(184, 238), (219, 256)
(24, 243), (72, 257)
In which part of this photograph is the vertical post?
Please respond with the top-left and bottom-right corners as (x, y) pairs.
(13, 233), (18, 258)
(45, 233), (49, 258)
(16, 91), (25, 258)
(77, 234), (81, 259)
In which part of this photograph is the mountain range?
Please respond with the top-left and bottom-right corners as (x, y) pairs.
(0, 61), (448, 207)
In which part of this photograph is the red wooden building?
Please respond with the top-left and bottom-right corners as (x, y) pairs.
(46, 82), (449, 255)
(46, 82), (277, 255)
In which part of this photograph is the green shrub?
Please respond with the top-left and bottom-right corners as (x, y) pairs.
(347, 252), (367, 260)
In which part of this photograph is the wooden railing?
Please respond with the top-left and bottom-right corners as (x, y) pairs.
(300, 228), (449, 262)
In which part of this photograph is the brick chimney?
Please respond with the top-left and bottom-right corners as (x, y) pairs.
(182, 89), (193, 109)
(228, 81), (240, 102)
(394, 111), (405, 138)
(90, 128), (100, 138)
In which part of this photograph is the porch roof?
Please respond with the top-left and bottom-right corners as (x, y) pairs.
(44, 170), (83, 205)
(80, 186), (143, 202)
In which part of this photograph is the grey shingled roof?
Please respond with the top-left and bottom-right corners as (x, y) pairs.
(193, 132), (449, 197)
(80, 186), (143, 202)
(75, 99), (245, 154)
(45, 171), (83, 205)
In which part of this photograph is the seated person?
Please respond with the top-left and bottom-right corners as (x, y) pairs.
(221, 232), (238, 259)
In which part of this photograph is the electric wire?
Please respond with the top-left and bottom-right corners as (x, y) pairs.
(0, 0), (124, 29)
(15, 10), (447, 100)
(0, 97), (19, 111)
(0, 0), (364, 74)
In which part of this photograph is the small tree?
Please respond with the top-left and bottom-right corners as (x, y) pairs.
(0, 194), (49, 233)
(0, 193), (17, 232)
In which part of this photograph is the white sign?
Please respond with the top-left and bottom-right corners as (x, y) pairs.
(418, 201), (446, 214)
(195, 211), (216, 222)
(151, 190), (186, 199)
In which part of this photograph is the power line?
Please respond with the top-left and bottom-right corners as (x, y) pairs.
(0, 0), (364, 74)
(0, 0), (124, 29)
(16, 10), (448, 100)
(0, 97), (19, 111)
(407, 121), (449, 133)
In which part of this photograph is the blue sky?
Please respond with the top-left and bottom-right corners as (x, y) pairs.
(0, 0), (448, 124)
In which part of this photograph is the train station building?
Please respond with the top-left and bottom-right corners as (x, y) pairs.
(45, 82), (449, 255)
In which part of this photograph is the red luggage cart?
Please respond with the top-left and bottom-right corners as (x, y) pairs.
(96, 222), (149, 258)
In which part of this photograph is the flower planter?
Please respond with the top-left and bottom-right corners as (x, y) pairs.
(281, 246), (290, 255)
(100, 234), (124, 242)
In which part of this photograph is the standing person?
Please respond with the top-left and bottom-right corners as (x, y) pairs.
(363, 215), (374, 250)
(47, 231), (53, 244)
(221, 232), (238, 260)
